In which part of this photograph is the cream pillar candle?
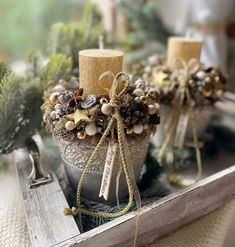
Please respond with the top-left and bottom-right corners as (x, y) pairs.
(79, 49), (124, 96)
(167, 37), (203, 68)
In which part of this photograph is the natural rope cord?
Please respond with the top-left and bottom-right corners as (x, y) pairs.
(64, 72), (141, 242)
(157, 58), (203, 187)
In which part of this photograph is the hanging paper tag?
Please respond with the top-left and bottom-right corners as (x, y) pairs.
(99, 141), (117, 200)
(173, 109), (189, 149)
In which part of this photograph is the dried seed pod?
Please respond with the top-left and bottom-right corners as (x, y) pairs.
(53, 85), (66, 93)
(143, 123), (148, 129)
(215, 76), (220, 83)
(140, 96), (147, 104)
(123, 117), (131, 124)
(85, 123), (97, 136)
(133, 88), (145, 97)
(99, 97), (109, 104)
(149, 114), (160, 125)
(135, 96), (141, 103)
(196, 71), (206, 80)
(133, 110), (141, 117)
(148, 105), (157, 115)
(58, 91), (73, 104)
(65, 121), (75, 131)
(54, 103), (62, 111)
(43, 115), (47, 123)
(49, 92), (59, 104)
(91, 134), (101, 145)
(56, 109), (63, 116)
(205, 76), (212, 83)
(155, 103), (160, 111)
(131, 116), (138, 125)
(77, 131), (87, 140)
(147, 89), (159, 100)
(133, 124), (143, 134)
(50, 111), (57, 120)
(81, 95), (97, 109)
(202, 84), (213, 97)
(126, 127), (133, 135)
(101, 103), (113, 115)
(216, 90), (224, 100)
(134, 78), (144, 85)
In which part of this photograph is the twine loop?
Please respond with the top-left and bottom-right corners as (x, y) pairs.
(64, 71), (141, 245)
(157, 58), (203, 187)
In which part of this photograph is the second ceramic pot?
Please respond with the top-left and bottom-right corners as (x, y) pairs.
(152, 105), (213, 147)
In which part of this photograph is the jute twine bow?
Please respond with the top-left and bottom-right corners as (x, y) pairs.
(64, 72), (141, 245)
(157, 58), (203, 187)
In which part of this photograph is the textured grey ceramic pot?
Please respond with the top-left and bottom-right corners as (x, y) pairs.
(56, 133), (150, 204)
(152, 105), (213, 147)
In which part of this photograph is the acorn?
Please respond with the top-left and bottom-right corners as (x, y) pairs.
(101, 103), (113, 115)
(65, 121), (75, 131)
(85, 123), (97, 136)
(49, 92), (59, 104)
(77, 131), (87, 140)
(133, 124), (143, 134)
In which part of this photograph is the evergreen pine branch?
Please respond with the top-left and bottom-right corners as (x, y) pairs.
(25, 50), (44, 80)
(41, 54), (72, 88)
(0, 67), (43, 154)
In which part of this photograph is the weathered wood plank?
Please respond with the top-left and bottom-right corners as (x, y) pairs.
(57, 164), (235, 247)
(14, 149), (80, 247)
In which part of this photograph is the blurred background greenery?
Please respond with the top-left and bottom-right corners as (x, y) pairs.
(0, 0), (86, 62)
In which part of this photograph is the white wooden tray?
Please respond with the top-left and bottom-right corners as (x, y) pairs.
(15, 148), (235, 247)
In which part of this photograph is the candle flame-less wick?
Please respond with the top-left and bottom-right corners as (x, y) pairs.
(99, 35), (104, 54)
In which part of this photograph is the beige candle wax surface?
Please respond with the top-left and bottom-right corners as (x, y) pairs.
(167, 37), (203, 69)
(79, 49), (124, 96)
